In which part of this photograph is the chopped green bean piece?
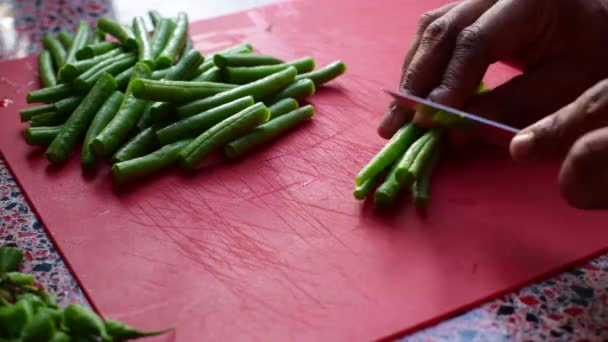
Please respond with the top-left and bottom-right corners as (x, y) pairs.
(74, 53), (137, 92)
(411, 143), (441, 208)
(264, 78), (315, 104)
(374, 163), (407, 208)
(130, 79), (236, 102)
(24, 126), (63, 146)
(393, 131), (434, 184)
(91, 63), (151, 157)
(353, 170), (386, 200)
(213, 53), (284, 68)
(65, 21), (91, 64)
(193, 42), (253, 76)
(223, 57), (315, 84)
(75, 42), (118, 60)
(38, 50), (57, 87)
(178, 102), (270, 169)
(81, 91), (124, 170)
(112, 127), (160, 163)
(30, 111), (68, 127)
(155, 12), (188, 68)
(55, 95), (83, 115)
(58, 48), (122, 82)
(148, 10), (162, 27)
(295, 60), (347, 87)
(92, 28), (106, 43)
(26, 84), (73, 103)
(267, 98), (299, 120)
(192, 66), (221, 82)
(133, 16), (155, 68)
(177, 66), (297, 118)
(407, 129), (443, 179)
(97, 17), (137, 50)
(355, 123), (423, 186)
(20, 104), (55, 122)
(112, 138), (192, 185)
(163, 49), (203, 81)
(42, 34), (66, 69)
(224, 105), (314, 159)
(58, 31), (74, 50)
(44, 73), (117, 164)
(115, 66), (134, 91)
(156, 96), (254, 145)
(150, 18), (175, 58)
(151, 68), (169, 80)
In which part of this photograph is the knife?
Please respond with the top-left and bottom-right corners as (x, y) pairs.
(384, 89), (521, 134)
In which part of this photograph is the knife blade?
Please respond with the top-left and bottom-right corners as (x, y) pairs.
(384, 89), (521, 134)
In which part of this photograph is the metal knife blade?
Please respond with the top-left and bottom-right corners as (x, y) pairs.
(384, 89), (520, 134)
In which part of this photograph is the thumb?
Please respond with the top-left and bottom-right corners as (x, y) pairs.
(510, 79), (608, 162)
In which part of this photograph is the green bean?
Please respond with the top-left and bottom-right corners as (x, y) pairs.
(148, 10), (162, 27)
(21, 310), (56, 342)
(24, 126), (63, 146)
(192, 43), (254, 78)
(267, 98), (299, 120)
(81, 91), (124, 170)
(155, 12), (188, 68)
(264, 78), (315, 104)
(37, 50), (57, 88)
(63, 304), (110, 340)
(355, 123), (423, 186)
(411, 144), (441, 208)
(133, 16), (155, 68)
(49, 331), (70, 342)
(42, 34), (66, 69)
(75, 41), (118, 60)
(105, 319), (173, 340)
(30, 111), (68, 127)
(26, 84), (73, 103)
(97, 17), (137, 50)
(150, 18), (175, 58)
(373, 163), (404, 208)
(131, 79), (236, 102)
(44, 73), (116, 164)
(115, 66), (133, 91)
(406, 129), (443, 180)
(55, 95), (83, 115)
(74, 53), (136, 92)
(151, 68), (169, 80)
(179, 36), (193, 59)
(90, 63), (151, 157)
(112, 127), (159, 163)
(164, 49), (204, 81)
(71, 52), (131, 84)
(58, 48), (122, 82)
(177, 66), (297, 118)
(192, 66), (222, 82)
(194, 60), (215, 78)
(112, 139), (192, 184)
(295, 60), (347, 87)
(20, 104), (55, 122)
(178, 102), (270, 169)
(224, 105), (314, 159)
(213, 53), (283, 68)
(135, 102), (157, 130)
(65, 21), (91, 64)
(58, 31), (74, 50)
(393, 131), (434, 185)
(0, 303), (29, 338)
(92, 28), (106, 43)
(353, 170), (385, 200)
(0, 246), (23, 272)
(156, 96), (254, 145)
(223, 57), (315, 84)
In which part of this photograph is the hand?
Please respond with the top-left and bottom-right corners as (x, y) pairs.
(378, 0), (608, 137)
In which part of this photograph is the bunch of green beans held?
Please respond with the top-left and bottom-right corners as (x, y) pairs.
(354, 83), (487, 208)
(0, 245), (173, 341)
(21, 10), (346, 185)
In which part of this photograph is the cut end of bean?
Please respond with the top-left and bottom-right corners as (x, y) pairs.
(90, 138), (106, 157)
(213, 54), (228, 68)
(130, 78), (146, 97)
(395, 169), (414, 186)
(155, 55), (172, 69)
(76, 47), (94, 60)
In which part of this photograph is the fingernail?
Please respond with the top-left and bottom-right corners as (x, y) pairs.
(510, 131), (535, 161)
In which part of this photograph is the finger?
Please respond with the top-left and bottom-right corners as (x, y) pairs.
(378, 2), (459, 139)
(559, 126), (608, 209)
(510, 79), (608, 162)
(413, 0), (549, 126)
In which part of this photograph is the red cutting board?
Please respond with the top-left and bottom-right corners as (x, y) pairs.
(1, 0), (608, 341)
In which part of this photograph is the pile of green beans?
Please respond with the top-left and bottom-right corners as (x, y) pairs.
(0, 245), (173, 341)
(353, 83), (487, 208)
(19, 9), (347, 186)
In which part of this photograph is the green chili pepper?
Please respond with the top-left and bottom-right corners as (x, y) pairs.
(65, 21), (91, 64)
(24, 126), (63, 146)
(294, 60), (347, 87)
(26, 84), (73, 103)
(58, 48), (122, 82)
(263, 78), (315, 105)
(150, 18), (175, 58)
(178, 102), (270, 169)
(75, 42), (119, 60)
(45, 73), (117, 164)
(91, 63), (151, 157)
(130, 79), (236, 102)
(97, 17), (136, 50)
(267, 98), (299, 120)
(156, 96), (254, 145)
(213, 53), (283, 68)
(177, 66), (297, 118)
(81, 91), (124, 170)
(58, 31), (74, 50)
(112, 139), (192, 185)
(224, 105), (314, 159)
(133, 16), (155, 68)
(62, 304), (110, 339)
(0, 246), (23, 272)
(223, 57), (315, 84)
(105, 319), (174, 340)
(38, 50), (57, 87)
(112, 127), (159, 163)
(20, 104), (55, 122)
(155, 12), (188, 68)
(42, 34), (66, 69)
